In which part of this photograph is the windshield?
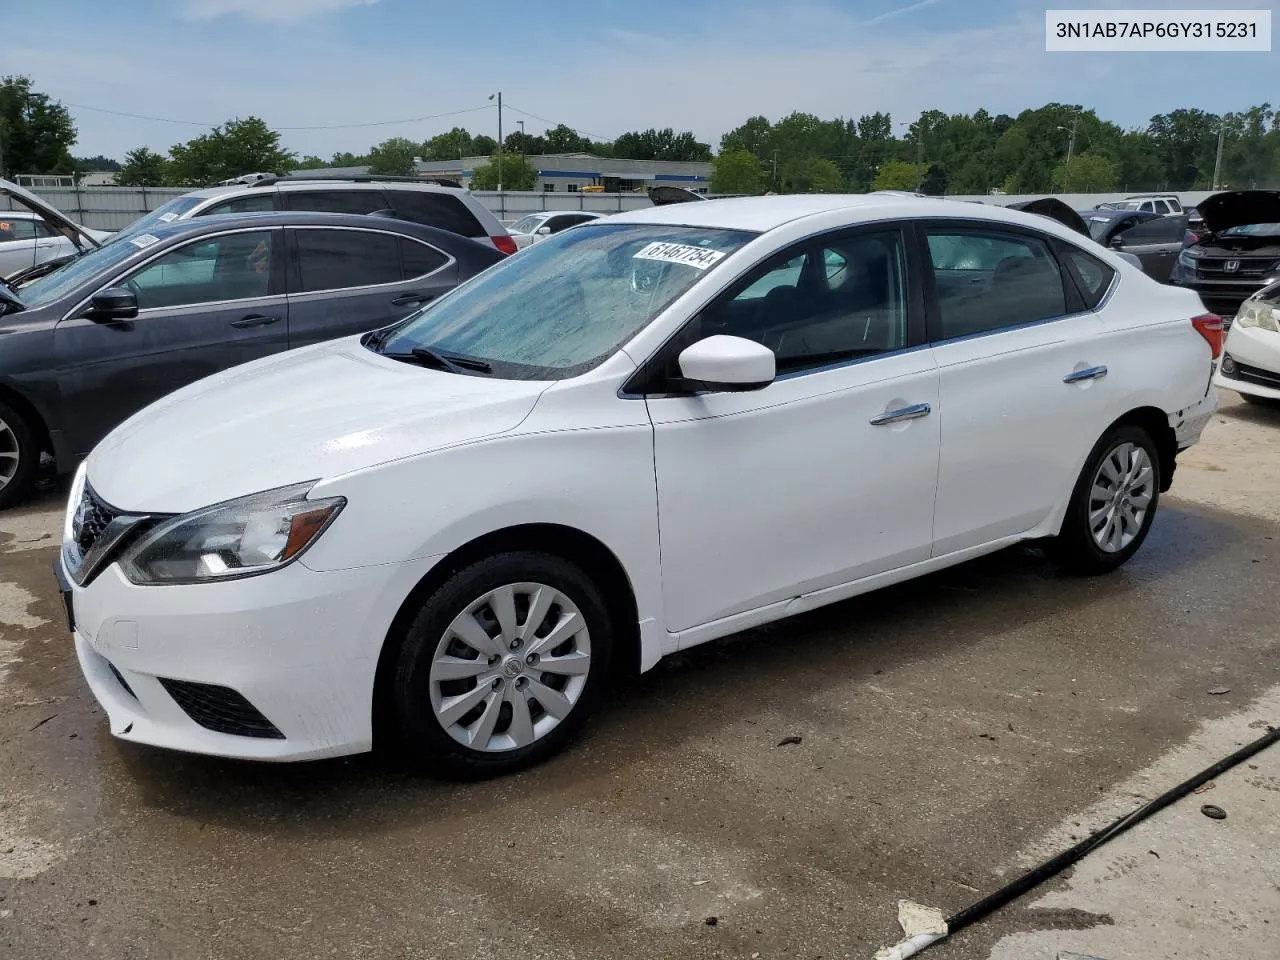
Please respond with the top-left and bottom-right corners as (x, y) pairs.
(509, 214), (546, 234)
(1221, 223), (1280, 237)
(14, 236), (145, 307)
(112, 196), (205, 242)
(1084, 216), (1114, 241)
(378, 222), (755, 379)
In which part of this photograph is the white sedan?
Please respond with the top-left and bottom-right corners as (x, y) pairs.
(0, 206), (111, 278)
(58, 195), (1219, 777)
(506, 210), (604, 249)
(1214, 280), (1280, 404)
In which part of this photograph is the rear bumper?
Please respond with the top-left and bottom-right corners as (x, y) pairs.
(1169, 391), (1217, 451)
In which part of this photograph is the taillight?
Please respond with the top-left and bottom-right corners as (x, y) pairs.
(492, 234), (517, 256)
(1191, 313), (1224, 359)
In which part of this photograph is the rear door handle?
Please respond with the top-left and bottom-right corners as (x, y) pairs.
(870, 402), (932, 426)
(1063, 364), (1108, 384)
(230, 314), (280, 329)
(390, 292), (430, 306)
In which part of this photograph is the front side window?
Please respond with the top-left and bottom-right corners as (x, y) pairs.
(926, 229), (1066, 339)
(378, 223), (754, 379)
(0, 218), (40, 241)
(124, 230), (274, 310)
(695, 229), (908, 374)
(510, 214), (546, 235)
(1115, 217), (1185, 245)
(294, 229), (401, 293)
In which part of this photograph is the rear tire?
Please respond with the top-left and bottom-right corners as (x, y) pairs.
(1050, 424), (1161, 576)
(0, 399), (39, 511)
(391, 550), (612, 779)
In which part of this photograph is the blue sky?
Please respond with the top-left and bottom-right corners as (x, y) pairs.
(3, 0), (1276, 161)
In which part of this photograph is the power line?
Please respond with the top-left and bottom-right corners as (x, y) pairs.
(62, 101), (493, 132)
(502, 104), (612, 143)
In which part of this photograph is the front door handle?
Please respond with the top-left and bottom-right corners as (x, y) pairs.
(390, 292), (430, 306)
(870, 402), (932, 426)
(230, 314), (281, 329)
(1063, 364), (1108, 384)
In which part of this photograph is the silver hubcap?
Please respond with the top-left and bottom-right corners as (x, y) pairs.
(428, 582), (591, 753)
(0, 416), (18, 491)
(1088, 441), (1154, 553)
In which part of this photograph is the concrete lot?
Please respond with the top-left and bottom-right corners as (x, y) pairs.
(1, 392), (1277, 960)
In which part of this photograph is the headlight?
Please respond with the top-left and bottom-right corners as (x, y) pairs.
(1177, 250), (1199, 270)
(120, 482), (344, 585)
(62, 461), (87, 547)
(1234, 300), (1280, 333)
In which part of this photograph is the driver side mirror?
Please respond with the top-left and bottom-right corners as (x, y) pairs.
(677, 335), (775, 392)
(1108, 234), (1126, 249)
(536, 226), (552, 236)
(86, 287), (138, 321)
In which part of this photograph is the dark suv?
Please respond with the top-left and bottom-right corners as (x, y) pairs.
(0, 210), (502, 507)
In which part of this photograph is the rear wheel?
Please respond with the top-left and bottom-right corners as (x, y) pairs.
(0, 400), (39, 511)
(391, 551), (612, 779)
(1051, 425), (1161, 575)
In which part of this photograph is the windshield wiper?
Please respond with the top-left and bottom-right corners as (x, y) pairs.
(382, 345), (492, 375)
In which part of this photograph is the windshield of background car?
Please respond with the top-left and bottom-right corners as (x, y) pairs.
(14, 236), (145, 307)
(1220, 223), (1280, 238)
(1085, 217), (1113, 241)
(113, 196), (206, 241)
(510, 214), (546, 234)
(379, 223), (755, 379)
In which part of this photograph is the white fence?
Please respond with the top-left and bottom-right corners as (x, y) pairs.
(3, 185), (1222, 232)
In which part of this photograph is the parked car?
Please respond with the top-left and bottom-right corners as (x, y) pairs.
(1079, 209), (1188, 282)
(0, 210), (502, 508)
(1170, 190), (1280, 320)
(1214, 279), (1280, 404)
(1005, 198), (1150, 274)
(56, 195), (1219, 777)
(1, 179), (112, 278)
(114, 175), (518, 255)
(507, 210), (605, 249)
(1096, 194), (1183, 215)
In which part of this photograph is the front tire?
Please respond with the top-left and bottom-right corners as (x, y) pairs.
(392, 551), (612, 779)
(0, 399), (39, 511)
(1051, 425), (1161, 575)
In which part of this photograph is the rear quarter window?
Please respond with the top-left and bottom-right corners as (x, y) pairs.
(386, 190), (486, 238)
(1057, 244), (1116, 309)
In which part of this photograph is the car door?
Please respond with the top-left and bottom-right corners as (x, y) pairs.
(285, 226), (457, 348)
(922, 223), (1116, 556)
(54, 227), (288, 457)
(1111, 215), (1187, 282)
(642, 224), (940, 635)
(0, 218), (40, 276)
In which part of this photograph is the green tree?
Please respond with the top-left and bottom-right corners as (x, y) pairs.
(786, 156), (844, 192)
(505, 131), (546, 156)
(613, 128), (711, 161)
(711, 149), (764, 194)
(330, 150), (368, 167)
(873, 160), (922, 190)
(0, 75), (77, 176)
(296, 154), (327, 169)
(422, 127), (473, 160)
(1051, 152), (1119, 192)
(116, 147), (169, 186)
(544, 123), (588, 153)
(472, 134), (497, 156)
(920, 161), (949, 195)
(367, 136), (419, 175)
(166, 117), (294, 186)
(469, 152), (537, 190)
(73, 154), (120, 172)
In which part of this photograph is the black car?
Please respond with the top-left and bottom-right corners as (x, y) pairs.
(1171, 190), (1280, 319)
(1078, 208), (1188, 282)
(0, 210), (502, 508)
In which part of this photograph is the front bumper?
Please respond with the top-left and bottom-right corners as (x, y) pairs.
(1172, 276), (1269, 322)
(60, 551), (440, 761)
(1214, 323), (1280, 400)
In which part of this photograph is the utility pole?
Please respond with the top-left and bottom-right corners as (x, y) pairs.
(772, 149), (779, 191)
(1212, 123), (1225, 189)
(488, 91), (503, 191)
(915, 135), (925, 191)
(1066, 115), (1078, 168)
(517, 120), (525, 158)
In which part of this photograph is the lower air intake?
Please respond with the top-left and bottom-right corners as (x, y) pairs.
(157, 678), (285, 739)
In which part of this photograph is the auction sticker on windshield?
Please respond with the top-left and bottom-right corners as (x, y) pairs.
(634, 241), (726, 270)
(129, 234), (161, 249)
(157, 212), (179, 223)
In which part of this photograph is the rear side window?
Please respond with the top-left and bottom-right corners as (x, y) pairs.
(1058, 246), (1116, 309)
(284, 190), (388, 216)
(400, 238), (448, 279)
(386, 190), (486, 238)
(926, 230), (1067, 339)
(293, 229), (401, 293)
(205, 194), (277, 215)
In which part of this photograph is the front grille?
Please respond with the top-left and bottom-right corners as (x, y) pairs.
(107, 661), (137, 701)
(73, 485), (121, 557)
(157, 678), (285, 739)
(1232, 358), (1280, 390)
(1197, 257), (1278, 280)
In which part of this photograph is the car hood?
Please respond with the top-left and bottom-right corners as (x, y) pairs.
(0, 178), (102, 252)
(1196, 190), (1280, 234)
(86, 338), (550, 513)
(1006, 198), (1089, 238)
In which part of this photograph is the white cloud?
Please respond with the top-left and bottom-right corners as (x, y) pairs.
(181, 0), (380, 24)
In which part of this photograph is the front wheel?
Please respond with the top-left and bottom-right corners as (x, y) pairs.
(391, 551), (612, 778)
(0, 399), (39, 511)
(1050, 425), (1161, 575)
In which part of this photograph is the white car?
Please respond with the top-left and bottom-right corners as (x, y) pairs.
(1214, 280), (1280, 404)
(0, 207), (111, 279)
(506, 210), (605, 249)
(58, 195), (1220, 777)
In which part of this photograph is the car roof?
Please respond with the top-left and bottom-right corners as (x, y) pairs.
(0, 210), (42, 220)
(608, 194), (1057, 234)
(131, 210), (489, 248)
